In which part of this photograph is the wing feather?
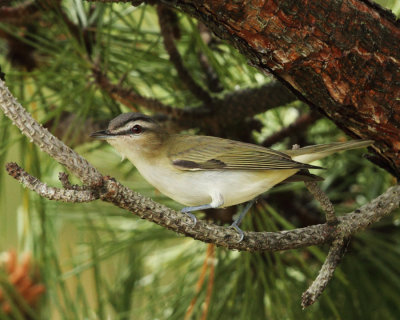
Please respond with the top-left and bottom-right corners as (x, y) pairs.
(168, 135), (321, 171)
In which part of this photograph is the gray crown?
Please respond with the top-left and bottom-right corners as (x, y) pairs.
(108, 113), (156, 130)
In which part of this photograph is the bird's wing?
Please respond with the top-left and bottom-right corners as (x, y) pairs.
(168, 135), (322, 171)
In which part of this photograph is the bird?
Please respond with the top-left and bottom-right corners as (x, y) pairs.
(91, 112), (373, 241)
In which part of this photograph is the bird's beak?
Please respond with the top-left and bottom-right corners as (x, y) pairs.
(90, 130), (112, 140)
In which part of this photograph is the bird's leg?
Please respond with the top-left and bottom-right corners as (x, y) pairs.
(230, 198), (257, 242)
(181, 204), (214, 225)
(181, 192), (224, 226)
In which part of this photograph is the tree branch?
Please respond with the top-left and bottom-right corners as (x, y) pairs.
(302, 236), (350, 308)
(5, 157), (400, 252)
(6, 163), (99, 202)
(292, 143), (337, 224)
(304, 181), (337, 224)
(0, 1), (42, 25)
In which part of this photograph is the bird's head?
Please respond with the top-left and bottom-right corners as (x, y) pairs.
(91, 113), (166, 156)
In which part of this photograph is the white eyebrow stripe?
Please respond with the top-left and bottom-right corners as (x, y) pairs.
(111, 120), (156, 134)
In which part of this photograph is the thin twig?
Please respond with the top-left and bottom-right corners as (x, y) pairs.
(301, 236), (350, 308)
(157, 4), (212, 104)
(58, 172), (92, 191)
(6, 163), (99, 202)
(304, 181), (337, 224)
(292, 144), (337, 224)
(58, 172), (74, 189)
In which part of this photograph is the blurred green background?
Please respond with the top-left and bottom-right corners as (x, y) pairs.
(0, 1), (399, 319)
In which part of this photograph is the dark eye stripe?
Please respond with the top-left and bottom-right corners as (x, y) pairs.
(106, 124), (154, 136)
(115, 127), (147, 136)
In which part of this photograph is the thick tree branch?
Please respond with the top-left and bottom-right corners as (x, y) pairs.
(92, 67), (183, 116)
(160, 0), (400, 177)
(201, 81), (296, 138)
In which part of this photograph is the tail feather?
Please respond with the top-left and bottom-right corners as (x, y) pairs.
(285, 140), (373, 164)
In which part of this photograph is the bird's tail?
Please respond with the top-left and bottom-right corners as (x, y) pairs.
(285, 140), (374, 164)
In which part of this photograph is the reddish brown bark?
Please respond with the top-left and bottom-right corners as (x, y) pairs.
(165, 0), (400, 177)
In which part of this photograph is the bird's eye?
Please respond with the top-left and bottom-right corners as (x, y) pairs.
(131, 124), (142, 134)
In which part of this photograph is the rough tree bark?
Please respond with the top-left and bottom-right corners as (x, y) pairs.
(161, 0), (400, 178)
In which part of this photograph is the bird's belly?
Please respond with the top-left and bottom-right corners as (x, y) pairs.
(203, 169), (298, 207)
(136, 162), (297, 207)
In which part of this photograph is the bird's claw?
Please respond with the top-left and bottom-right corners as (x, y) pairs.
(181, 209), (197, 226)
(230, 222), (245, 242)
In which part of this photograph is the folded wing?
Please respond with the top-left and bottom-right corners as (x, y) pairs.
(168, 135), (322, 171)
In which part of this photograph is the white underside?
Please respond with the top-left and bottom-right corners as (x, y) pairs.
(124, 152), (297, 207)
(140, 166), (298, 207)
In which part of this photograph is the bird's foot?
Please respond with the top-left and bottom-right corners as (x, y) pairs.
(181, 208), (197, 225)
(230, 222), (245, 243)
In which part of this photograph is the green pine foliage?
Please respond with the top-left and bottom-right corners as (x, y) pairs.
(0, 1), (399, 319)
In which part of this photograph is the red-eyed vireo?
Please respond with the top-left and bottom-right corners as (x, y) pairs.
(91, 113), (373, 241)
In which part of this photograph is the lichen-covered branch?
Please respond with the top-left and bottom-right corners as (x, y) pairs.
(304, 180), (337, 224)
(6, 163), (99, 202)
(0, 79), (103, 186)
(301, 236), (350, 308)
(1, 79), (398, 252)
